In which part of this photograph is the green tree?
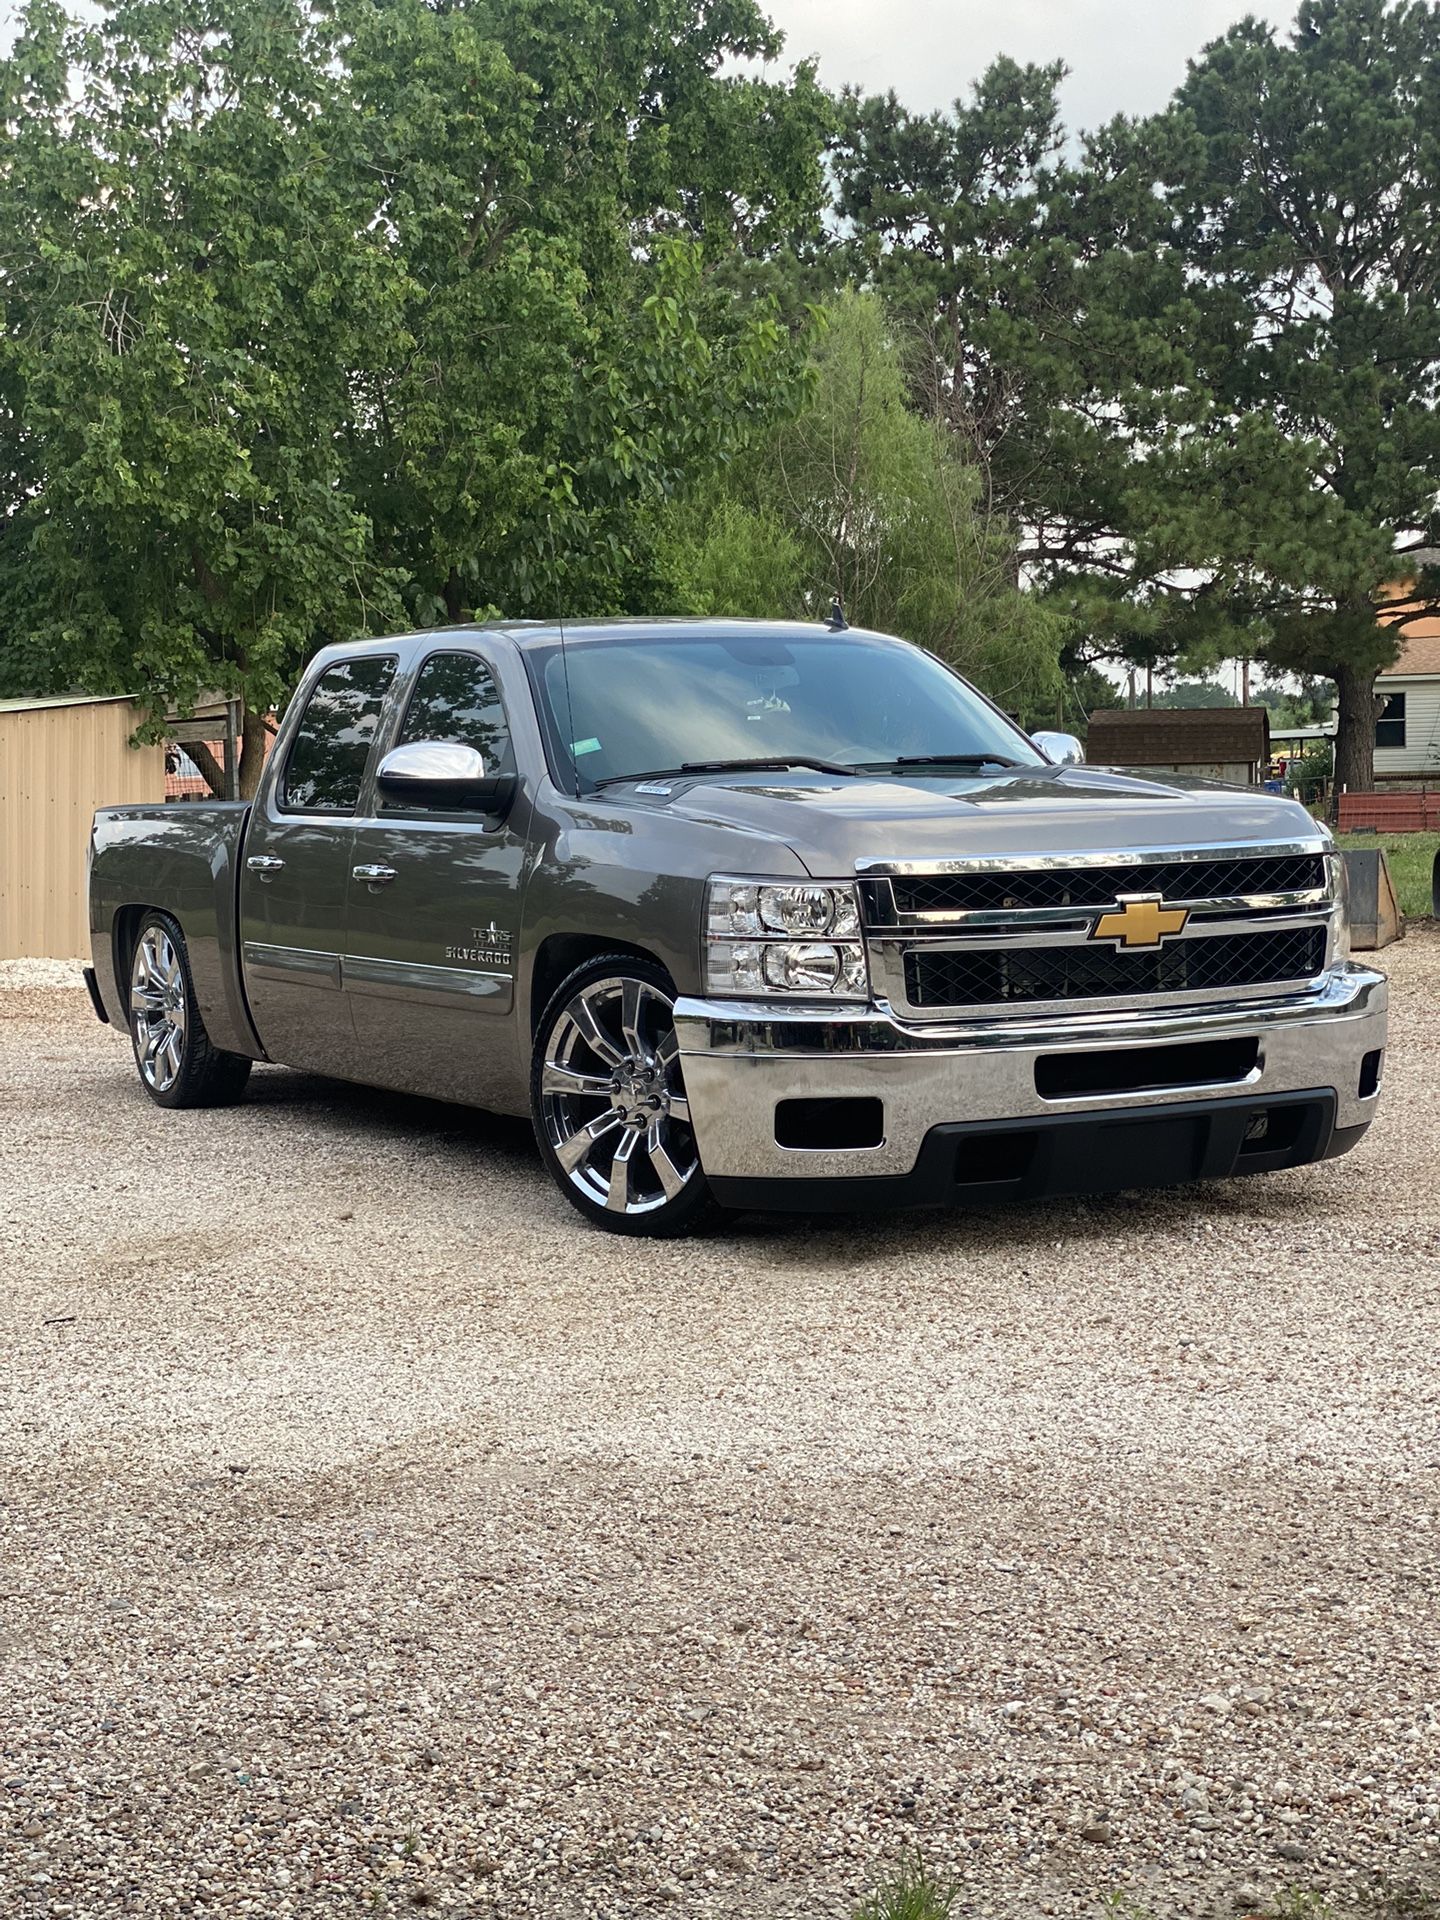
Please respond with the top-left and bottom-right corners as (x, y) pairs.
(1152, 679), (1239, 710)
(830, 17), (1440, 794)
(0, 0), (827, 790)
(829, 61), (1233, 699)
(832, 61), (1077, 548)
(340, 0), (826, 629)
(660, 292), (1065, 714)
(1131, 0), (1440, 793)
(425, 0), (830, 272)
(0, 0), (409, 792)
(1254, 676), (1336, 729)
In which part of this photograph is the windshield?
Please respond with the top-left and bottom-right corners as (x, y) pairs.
(528, 629), (1042, 789)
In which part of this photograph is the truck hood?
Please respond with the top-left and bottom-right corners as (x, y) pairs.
(621, 765), (1325, 873)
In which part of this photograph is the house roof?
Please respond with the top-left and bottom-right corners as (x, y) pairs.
(1086, 706), (1270, 764)
(1378, 557), (1440, 676)
(1379, 632), (1440, 678)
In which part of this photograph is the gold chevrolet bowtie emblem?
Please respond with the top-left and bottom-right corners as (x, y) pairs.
(1091, 893), (1190, 950)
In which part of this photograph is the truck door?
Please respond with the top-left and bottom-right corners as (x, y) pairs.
(344, 646), (529, 1110)
(238, 653), (398, 1077)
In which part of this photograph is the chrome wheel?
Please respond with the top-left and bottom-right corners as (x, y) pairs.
(540, 975), (700, 1218)
(130, 925), (188, 1093)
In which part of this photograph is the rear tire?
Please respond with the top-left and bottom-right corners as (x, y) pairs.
(531, 955), (722, 1238)
(127, 911), (253, 1109)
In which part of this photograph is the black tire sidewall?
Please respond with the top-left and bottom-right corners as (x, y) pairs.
(529, 954), (720, 1238)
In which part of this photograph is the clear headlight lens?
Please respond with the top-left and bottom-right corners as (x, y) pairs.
(705, 878), (868, 999)
(758, 885), (860, 937)
(708, 883), (763, 939)
(1326, 850), (1351, 964)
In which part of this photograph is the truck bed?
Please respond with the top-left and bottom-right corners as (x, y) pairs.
(89, 801), (262, 1058)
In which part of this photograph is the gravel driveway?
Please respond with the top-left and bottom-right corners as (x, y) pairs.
(3, 939), (1438, 1919)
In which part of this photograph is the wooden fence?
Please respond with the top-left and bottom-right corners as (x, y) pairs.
(1337, 789), (1440, 833)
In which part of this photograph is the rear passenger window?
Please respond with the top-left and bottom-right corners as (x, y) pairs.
(282, 657), (397, 813)
(384, 652), (514, 812)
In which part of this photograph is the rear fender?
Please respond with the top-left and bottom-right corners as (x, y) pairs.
(89, 803), (264, 1058)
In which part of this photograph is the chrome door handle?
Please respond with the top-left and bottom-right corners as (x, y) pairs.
(352, 864), (398, 886)
(246, 855), (285, 874)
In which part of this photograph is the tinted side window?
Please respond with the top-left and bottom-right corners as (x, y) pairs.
(385, 652), (514, 812)
(282, 657), (397, 813)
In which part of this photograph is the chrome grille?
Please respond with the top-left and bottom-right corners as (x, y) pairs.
(860, 842), (1337, 1019)
(890, 854), (1326, 917)
(903, 927), (1329, 1010)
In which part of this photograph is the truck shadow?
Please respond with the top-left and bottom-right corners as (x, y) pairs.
(242, 1063), (539, 1169)
(730, 1169), (1344, 1264)
(239, 1062), (1342, 1263)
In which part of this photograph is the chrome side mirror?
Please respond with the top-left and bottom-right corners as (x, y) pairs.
(376, 740), (517, 813)
(1031, 730), (1085, 767)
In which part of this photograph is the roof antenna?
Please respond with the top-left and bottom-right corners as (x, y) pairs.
(824, 594), (848, 633)
(547, 513), (582, 799)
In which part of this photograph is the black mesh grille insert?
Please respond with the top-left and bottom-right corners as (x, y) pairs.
(904, 926), (1328, 1008)
(891, 855), (1326, 917)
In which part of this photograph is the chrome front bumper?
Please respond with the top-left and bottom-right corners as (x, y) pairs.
(674, 964), (1387, 1190)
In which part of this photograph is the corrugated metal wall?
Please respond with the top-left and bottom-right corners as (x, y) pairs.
(0, 700), (164, 961)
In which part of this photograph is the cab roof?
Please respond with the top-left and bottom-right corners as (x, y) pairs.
(504, 617), (861, 650)
(317, 617), (877, 659)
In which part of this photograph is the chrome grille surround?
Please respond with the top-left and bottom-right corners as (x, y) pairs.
(858, 840), (1341, 1022)
(888, 852), (1327, 917)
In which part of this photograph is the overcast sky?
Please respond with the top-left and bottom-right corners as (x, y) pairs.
(764, 0), (1296, 132)
(2, 0), (1299, 126)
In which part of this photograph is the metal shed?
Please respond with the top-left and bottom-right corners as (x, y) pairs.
(0, 694), (164, 961)
(1086, 707), (1271, 787)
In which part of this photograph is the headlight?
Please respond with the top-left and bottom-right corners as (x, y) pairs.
(1326, 851), (1351, 964)
(705, 878), (868, 999)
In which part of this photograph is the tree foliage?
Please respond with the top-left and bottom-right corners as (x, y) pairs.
(0, 0), (825, 790)
(339, 0), (826, 629)
(659, 292), (1065, 714)
(834, 1), (1440, 791)
(3, 0), (1437, 803)
(0, 0), (408, 789)
(830, 60), (1206, 675)
(1151, 0), (1440, 791)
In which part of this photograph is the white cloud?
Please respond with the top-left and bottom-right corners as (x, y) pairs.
(766, 0), (1297, 132)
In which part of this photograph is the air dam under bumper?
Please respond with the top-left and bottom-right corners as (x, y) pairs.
(673, 964), (1386, 1213)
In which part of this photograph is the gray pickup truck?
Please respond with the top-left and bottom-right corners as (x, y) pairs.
(86, 617), (1386, 1236)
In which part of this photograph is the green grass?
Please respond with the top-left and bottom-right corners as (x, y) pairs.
(852, 1859), (958, 1920)
(1267, 1895), (1337, 1920)
(849, 1867), (1440, 1920)
(1363, 1891), (1440, 1920)
(1336, 831), (1438, 919)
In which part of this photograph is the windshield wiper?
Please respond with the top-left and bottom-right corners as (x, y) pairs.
(856, 753), (1025, 772)
(592, 756), (857, 788)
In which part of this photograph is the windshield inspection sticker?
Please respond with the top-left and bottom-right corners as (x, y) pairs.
(571, 736), (602, 757)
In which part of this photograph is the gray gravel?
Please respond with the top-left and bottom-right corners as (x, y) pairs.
(2, 938), (1438, 1919)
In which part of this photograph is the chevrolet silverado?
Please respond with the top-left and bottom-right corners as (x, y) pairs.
(85, 618), (1386, 1235)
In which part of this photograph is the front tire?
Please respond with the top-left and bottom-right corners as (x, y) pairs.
(530, 956), (721, 1237)
(128, 911), (253, 1109)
